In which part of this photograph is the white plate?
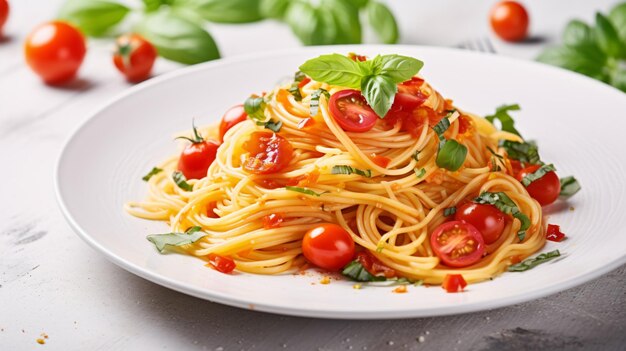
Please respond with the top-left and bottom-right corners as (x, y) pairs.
(55, 45), (626, 319)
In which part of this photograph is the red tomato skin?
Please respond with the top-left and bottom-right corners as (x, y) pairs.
(242, 132), (294, 174)
(430, 221), (485, 268)
(24, 21), (86, 85)
(302, 223), (355, 271)
(262, 213), (284, 229)
(490, 1), (529, 42)
(546, 224), (566, 242)
(442, 274), (467, 293)
(0, 0), (9, 36)
(455, 203), (506, 244)
(329, 89), (378, 132)
(208, 254), (236, 274)
(113, 33), (157, 83)
(516, 165), (561, 206)
(219, 104), (247, 142)
(177, 140), (220, 180)
(356, 251), (396, 278)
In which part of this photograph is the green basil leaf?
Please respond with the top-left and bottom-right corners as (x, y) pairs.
(260, 0), (291, 19)
(299, 54), (364, 88)
(436, 139), (467, 172)
(143, 0), (173, 13)
(342, 260), (387, 282)
(331, 165), (372, 178)
(285, 1), (324, 45)
(322, 0), (362, 44)
(609, 3), (626, 45)
(432, 115), (452, 139)
(537, 46), (607, 81)
(147, 226), (206, 253)
(559, 176), (581, 197)
(361, 74), (397, 118)
(412, 150), (420, 162)
(260, 120), (282, 132)
(366, 1), (399, 44)
(285, 186), (325, 197)
(514, 212), (531, 241)
(521, 164), (556, 186)
(58, 0), (130, 36)
(443, 207), (456, 216)
(172, 171), (193, 191)
(595, 12), (623, 58)
(346, 0), (370, 8)
(474, 191), (529, 241)
(137, 10), (220, 64)
(369, 54), (423, 83)
(563, 20), (597, 49)
(142, 167), (163, 181)
(414, 168), (426, 178)
(508, 250), (561, 272)
(485, 104), (522, 137)
(184, 0), (263, 23)
(244, 96), (267, 121)
(500, 140), (540, 164)
(610, 67), (626, 92)
(310, 88), (330, 116)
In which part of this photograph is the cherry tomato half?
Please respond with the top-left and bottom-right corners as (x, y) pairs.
(219, 104), (247, 142)
(431, 221), (485, 267)
(178, 139), (220, 180)
(516, 165), (560, 206)
(0, 0), (9, 36)
(329, 89), (378, 132)
(356, 251), (396, 278)
(24, 21), (86, 85)
(442, 274), (467, 293)
(302, 223), (355, 271)
(113, 33), (157, 83)
(489, 1), (529, 42)
(454, 203), (506, 244)
(208, 254), (236, 274)
(242, 132), (293, 174)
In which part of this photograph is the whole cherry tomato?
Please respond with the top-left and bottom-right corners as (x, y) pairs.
(113, 33), (157, 83)
(490, 1), (529, 42)
(302, 223), (355, 271)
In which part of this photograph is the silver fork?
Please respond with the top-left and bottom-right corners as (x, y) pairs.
(458, 37), (497, 54)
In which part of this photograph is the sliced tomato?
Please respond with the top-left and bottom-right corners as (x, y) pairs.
(546, 224), (566, 242)
(242, 132), (294, 174)
(329, 89), (378, 132)
(208, 254), (236, 274)
(454, 203), (506, 244)
(516, 165), (560, 206)
(302, 223), (355, 271)
(219, 104), (247, 142)
(262, 213), (284, 229)
(442, 274), (467, 293)
(356, 251), (396, 278)
(431, 221), (485, 267)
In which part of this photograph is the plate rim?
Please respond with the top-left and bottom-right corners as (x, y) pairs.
(54, 44), (626, 319)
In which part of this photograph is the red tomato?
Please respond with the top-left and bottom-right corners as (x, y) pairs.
(206, 201), (219, 218)
(454, 203), (506, 244)
(242, 132), (293, 174)
(386, 77), (428, 121)
(371, 154), (391, 168)
(348, 53), (367, 62)
(490, 1), (529, 42)
(262, 213), (284, 229)
(431, 221), (485, 267)
(208, 254), (236, 274)
(546, 224), (566, 242)
(219, 104), (247, 142)
(302, 223), (355, 271)
(442, 274), (467, 293)
(516, 165), (560, 206)
(178, 139), (220, 180)
(113, 33), (157, 83)
(0, 0), (9, 36)
(24, 21), (86, 85)
(298, 77), (311, 88)
(356, 251), (396, 278)
(297, 117), (315, 129)
(329, 89), (378, 132)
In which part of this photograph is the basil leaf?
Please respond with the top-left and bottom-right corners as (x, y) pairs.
(485, 104), (522, 137)
(370, 54), (423, 83)
(299, 54), (364, 88)
(260, 0), (290, 20)
(609, 3), (626, 46)
(346, 0), (370, 8)
(185, 0), (263, 23)
(367, 1), (399, 44)
(342, 260), (386, 282)
(172, 171), (193, 191)
(563, 20), (598, 49)
(142, 0), (170, 13)
(436, 140), (467, 172)
(559, 176), (581, 197)
(288, 71), (306, 101)
(142, 167), (163, 181)
(58, 0), (130, 36)
(521, 164), (557, 186)
(412, 150), (420, 162)
(500, 140), (540, 164)
(508, 250), (561, 272)
(244, 96), (266, 121)
(137, 10), (220, 64)
(595, 12), (623, 58)
(443, 207), (456, 216)
(433, 116), (451, 139)
(285, 186), (325, 197)
(414, 168), (426, 178)
(322, 0), (362, 44)
(474, 191), (529, 241)
(310, 89), (330, 116)
(514, 212), (531, 241)
(331, 165), (372, 178)
(260, 120), (282, 132)
(361, 74), (397, 118)
(285, 1), (323, 45)
(147, 226), (206, 253)
(610, 68), (626, 93)
(537, 46), (607, 81)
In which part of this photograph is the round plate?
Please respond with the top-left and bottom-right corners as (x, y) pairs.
(55, 45), (626, 319)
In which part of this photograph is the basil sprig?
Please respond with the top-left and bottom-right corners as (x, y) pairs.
(521, 164), (557, 186)
(331, 165), (372, 178)
(559, 176), (582, 197)
(432, 111), (468, 172)
(299, 54), (423, 117)
(474, 192), (530, 241)
(508, 250), (561, 272)
(342, 260), (386, 282)
(172, 171), (193, 191)
(147, 226), (206, 253)
(500, 140), (540, 164)
(288, 71), (306, 101)
(142, 167), (163, 181)
(485, 104), (522, 137)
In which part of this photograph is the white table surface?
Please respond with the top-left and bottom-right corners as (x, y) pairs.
(1, 1), (624, 350)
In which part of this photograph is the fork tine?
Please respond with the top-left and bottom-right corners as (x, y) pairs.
(483, 37), (497, 54)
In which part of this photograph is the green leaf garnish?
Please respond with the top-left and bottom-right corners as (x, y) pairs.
(147, 226), (206, 253)
(436, 139), (467, 172)
(310, 88), (330, 116)
(412, 150), (420, 162)
(172, 171), (193, 191)
(285, 186), (325, 197)
(432, 115), (451, 139)
(244, 95), (267, 122)
(443, 207), (456, 216)
(59, 0), (131, 37)
(521, 164), (557, 186)
(485, 104), (522, 137)
(508, 250), (561, 272)
(142, 167), (163, 181)
(366, 1), (399, 44)
(360, 74), (397, 118)
(258, 120), (283, 132)
(474, 191), (530, 241)
(559, 176), (581, 197)
(331, 165), (372, 178)
(414, 168), (426, 178)
(288, 71), (306, 101)
(342, 260), (387, 282)
(500, 140), (540, 164)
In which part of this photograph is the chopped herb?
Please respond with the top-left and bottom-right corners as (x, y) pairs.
(172, 171), (193, 191)
(501, 140), (540, 164)
(142, 167), (163, 181)
(258, 120), (283, 132)
(485, 104), (522, 137)
(411, 150), (420, 162)
(521, 164), (557, 186)
(436, 139), (468, 172)
(244, 95), (267, 121)
(474, 191), (530, 241)
(342, 260), (386, 282)
(331, 165), (372, 178)
(432, 116), (451, 139)
(288, 71), (306, 101)
(285, 186), (325, 197)
(146, 226), (206, 253)
(309, 88), (330, 116)
(490, 157), (502, 172)
(443, 207), (457, 216)
(414, 168), (426, 178)
(486, 146), (504, 159)
(508, 250), (561, 272)
(560, 176), (581, 197)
